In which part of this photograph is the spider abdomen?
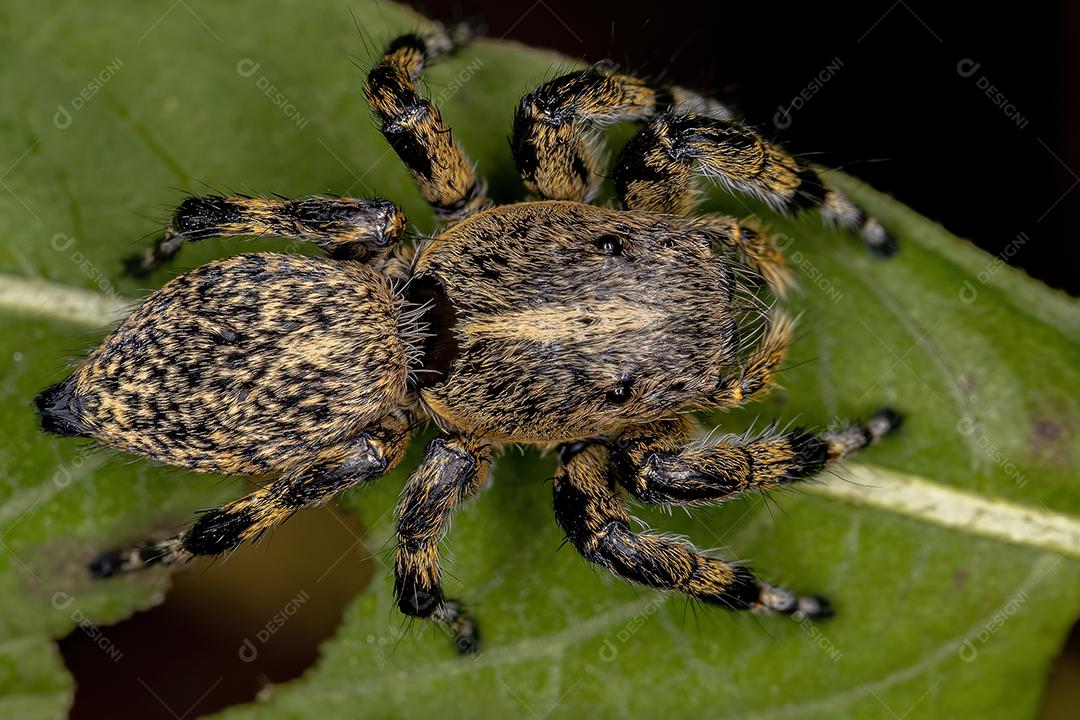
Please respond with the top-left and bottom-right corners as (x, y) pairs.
(38, 253), (409, 475)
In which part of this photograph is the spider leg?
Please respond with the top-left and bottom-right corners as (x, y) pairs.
(610, 409), (902, 507)
(123, 195), (407, 277)
(614, 113), (895, 255)
(88, 413), (409, 576)
(690, 213), (794, 296)
(395, 435), (491, 654)
(553, 441), (831, 618)
(710, 309), (796, 408)
(511, 66), (733, 203)
(365, 24), (488, 224)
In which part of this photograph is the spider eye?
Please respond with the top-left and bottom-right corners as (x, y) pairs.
(594, 234), (622, 256)
(606, 377), (634, 405)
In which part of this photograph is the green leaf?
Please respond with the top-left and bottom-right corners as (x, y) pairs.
(1, 2), (1078, 719)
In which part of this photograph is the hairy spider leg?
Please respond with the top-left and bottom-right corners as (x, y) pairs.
(511, 66), (733, 203)
(395, 435), (492, 654)
(124, 195), (406, 277)
(614, 113), (894, 255)
(365, 23), (489, 223)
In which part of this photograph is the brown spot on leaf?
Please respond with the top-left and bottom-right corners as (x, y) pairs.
(1033, 420), (1060, 441)
(1027, 396), (1078, 466)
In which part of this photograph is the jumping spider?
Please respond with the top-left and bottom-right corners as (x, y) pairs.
(36, 22), (901, 653)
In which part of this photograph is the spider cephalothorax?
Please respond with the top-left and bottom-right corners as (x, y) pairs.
(36, 21), (900, 654)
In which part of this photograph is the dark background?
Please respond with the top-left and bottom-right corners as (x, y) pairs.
(420, 0), (1079, 295)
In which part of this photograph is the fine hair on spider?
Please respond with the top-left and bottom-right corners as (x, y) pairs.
(35, 18), (902, 654)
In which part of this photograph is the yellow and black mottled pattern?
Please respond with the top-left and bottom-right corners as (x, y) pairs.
(511, 68), (667, 202)
(89, 411), (412, 578)
(691, 213), (793, 295)
(511, 67), (733, 203)
(395, 435), (491, 652)
(709, 310), (795, 408)
(364, 26), (487, 222)
(35, 27), (907, 655)
(613, 113), (896, 255)
(550, 409), (897, 619)
(553, 441), (765, 611)
(612, 417), (832, 505)
(123, 195), (407, 277)
(41, 253), (409, 475)
(412, 201), (771, 442)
